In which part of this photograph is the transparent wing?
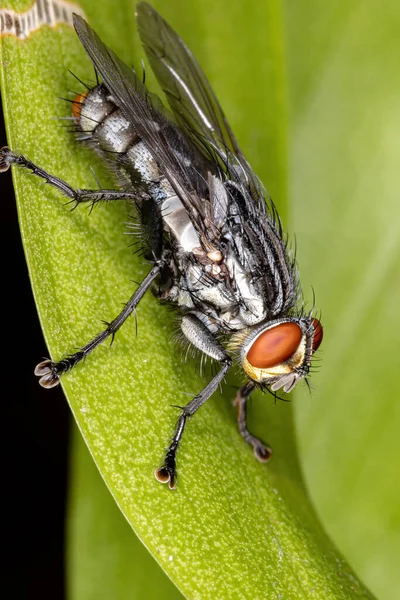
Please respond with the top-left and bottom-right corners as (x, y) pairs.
(136, 2), (263, 197)
(73, 14), (209, 215)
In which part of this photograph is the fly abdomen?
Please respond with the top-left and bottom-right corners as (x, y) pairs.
(73, 85), (115, 134)
(93, 108), (137, 154)
(73, 84), (166, 193)
(73, 83), (204, 261)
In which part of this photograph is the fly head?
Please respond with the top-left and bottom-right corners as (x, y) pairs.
(236, 317), (323, 393)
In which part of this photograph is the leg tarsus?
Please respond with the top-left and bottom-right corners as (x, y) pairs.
(0, 146), (14, 172)
(155, 439), (180, 490)
(35, 354), (84, 388)
(34, 359), (63, 388)
(234, 382), (272, 463)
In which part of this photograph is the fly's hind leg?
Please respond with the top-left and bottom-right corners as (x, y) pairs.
(234, 382), (272, 462)
(155, 313), (232, 489)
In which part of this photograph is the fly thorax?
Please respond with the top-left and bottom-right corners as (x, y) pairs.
(161, 195), (201, 252)
(126, 141), (161, 182)
(179, 261), (235, 316)
(209, 174), (229, 228)
(225, 252), (267, 326)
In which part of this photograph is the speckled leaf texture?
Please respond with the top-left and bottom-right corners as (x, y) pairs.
(1, 0), (397, 599)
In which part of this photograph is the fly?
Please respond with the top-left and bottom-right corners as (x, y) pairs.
(0, 2), (323, 489)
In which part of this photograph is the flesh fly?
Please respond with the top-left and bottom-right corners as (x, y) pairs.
(0, 3), (323, 488)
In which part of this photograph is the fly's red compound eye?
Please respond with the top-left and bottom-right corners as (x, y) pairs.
(247, 322), (302, 369)
(311, 318), (323, 352)
(72, 91), (88, 120)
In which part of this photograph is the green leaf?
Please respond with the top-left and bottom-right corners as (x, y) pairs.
(67, 429), (181, 599)
(1, 0), (377, 598)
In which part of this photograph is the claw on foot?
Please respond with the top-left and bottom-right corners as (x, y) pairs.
(34, 359), (61, 389)
(0, 146), (14, 172)
(154, 464), (176, 490)
(253, 442), (272, 463)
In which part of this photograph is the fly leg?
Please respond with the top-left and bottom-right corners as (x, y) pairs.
(35, 264), (161, 388)
(234, 382), (272, 462)
(155, 361), (231, 489)
(0, 147), (137, 206)
(155, 313), (232, 489)
(1, 145), (166, 384)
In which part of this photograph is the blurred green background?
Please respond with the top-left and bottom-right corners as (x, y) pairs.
(288, 2), (400, 598)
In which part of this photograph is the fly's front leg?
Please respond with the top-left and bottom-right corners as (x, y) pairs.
(155, 313), (232, 489)
(0, 147), (137, 206)
(234, 382), (272, 462)
(155, 360), (231, 490)
(35, 264), (161, 388)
